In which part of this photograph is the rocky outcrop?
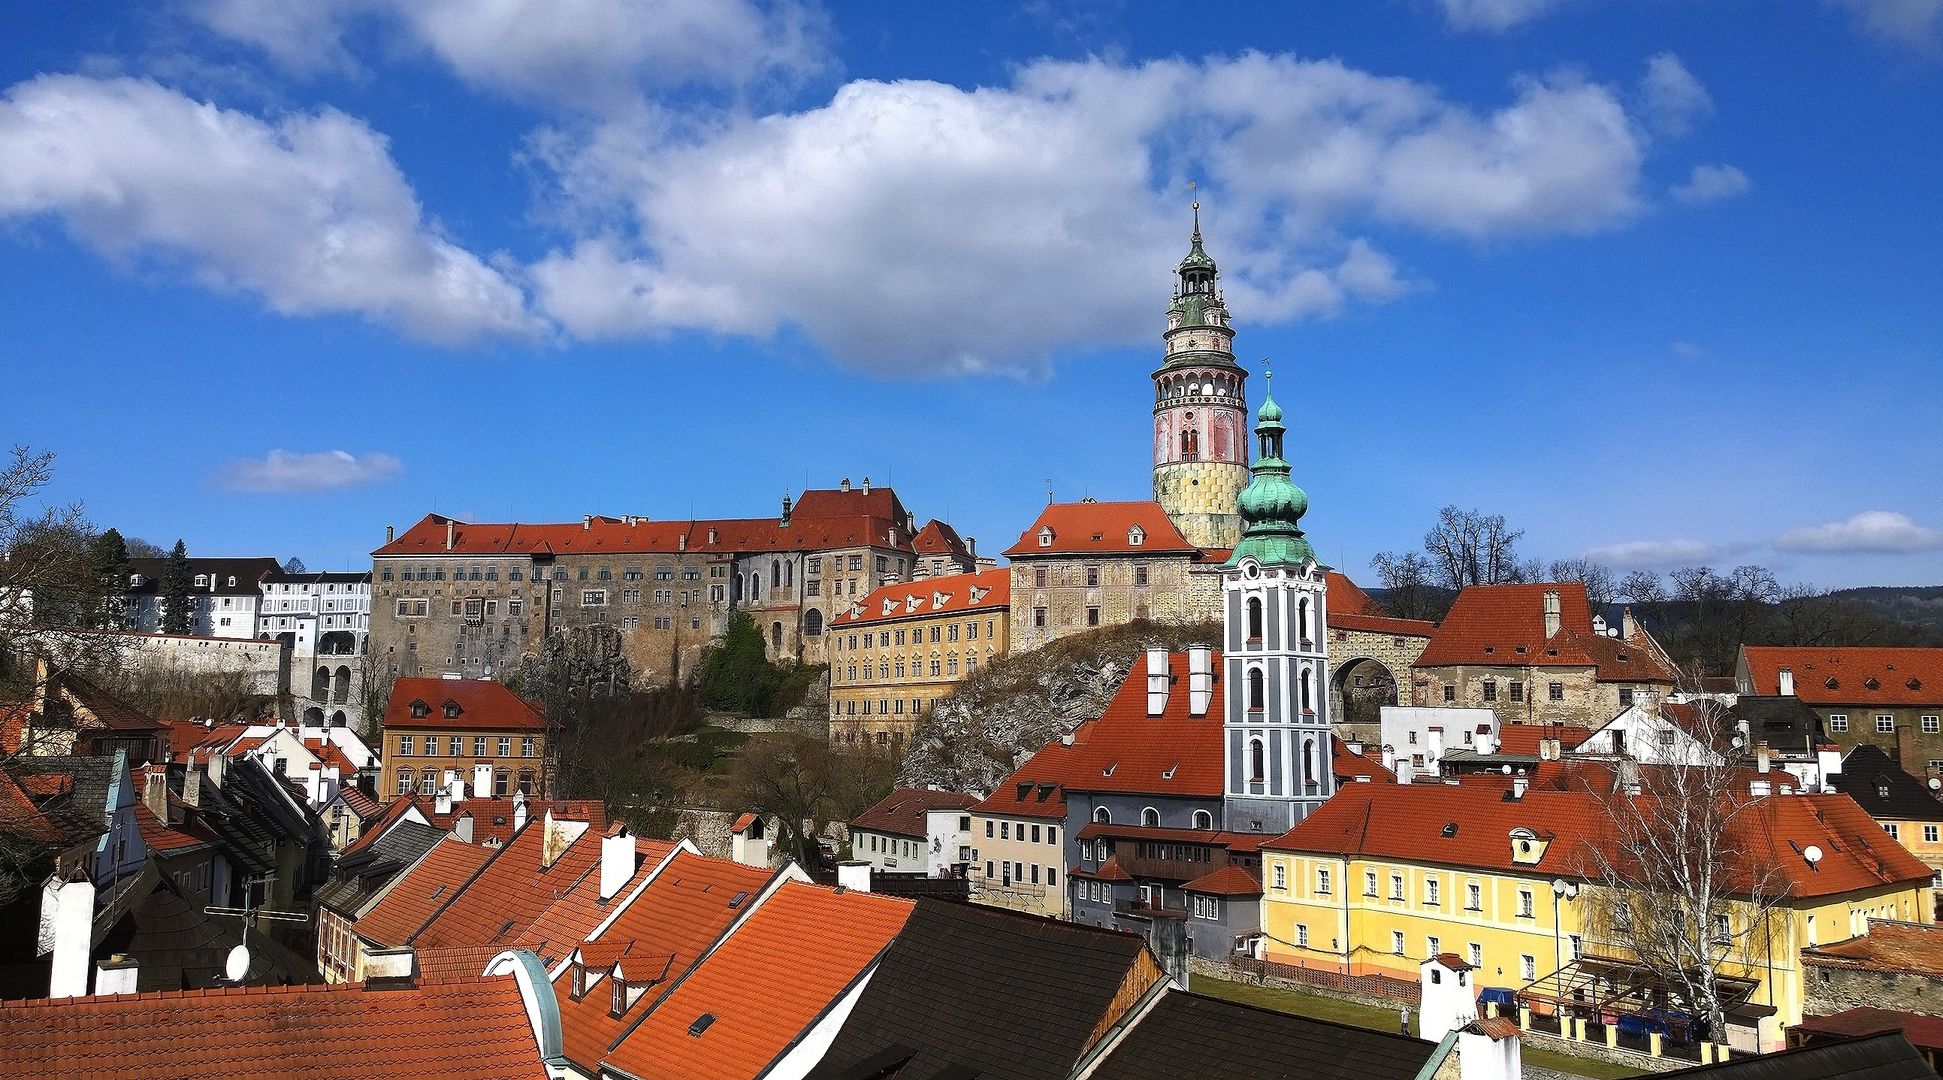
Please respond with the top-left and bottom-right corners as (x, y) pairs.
(897, 619), (1221, 794)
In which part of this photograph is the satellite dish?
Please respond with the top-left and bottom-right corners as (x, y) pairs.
(1803, 845), (1823, 866)
(1501, 765), (1513, 775)
(224, 944), (251, 983)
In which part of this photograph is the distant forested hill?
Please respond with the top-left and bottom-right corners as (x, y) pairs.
(1827, 585), (1943, 640)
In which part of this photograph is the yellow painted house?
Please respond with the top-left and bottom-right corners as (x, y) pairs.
(1258, 775), (1932, 1053)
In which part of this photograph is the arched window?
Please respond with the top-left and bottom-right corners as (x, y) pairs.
(1301, 668), (1313, 714)
(1193, 809), (1214, 830)
(1248, 668), (1265, 711)
(1247, 597), (1263, 641)
(1141, 807), (1160, 828)
(396, 768), (414, 795)
(1298, 598), (1311, 642)
(1094, 807), (1111, 825)
(1302, 739), (1318, 787)
(333, 665), (351, 704)
(771, 560), (781, 588)
(804, 609), (823, 637)
(1249, 739), (1265, 783)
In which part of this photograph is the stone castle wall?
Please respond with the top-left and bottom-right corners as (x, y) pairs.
(1153, 462), (1247, 550)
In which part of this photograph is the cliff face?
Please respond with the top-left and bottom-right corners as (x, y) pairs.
(897, 619), (1221, 794)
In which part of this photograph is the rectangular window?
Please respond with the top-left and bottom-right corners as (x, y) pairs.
(1033, 607), (1047, 628)
(1482, 681), (1497, 702)
(1086, 566), (1100, 587)
(1390, 874), (1403, 900)
(522, 737), (535, 757)
(1000, 822), (1009, 840)
(1364, 871), (1378, 896)
(1392, 931), (1406, 956)
(1030, 824), (1040, 843)
(985, 820), (994, 838)
(1521, 955), (1536, 981)
(1273, 864), (1286, 891)
(1469, 943), (1483, 967)
(1886, 823), (1900, 839)
(1087, 606), (1101, 627)
(509, 597), (523, 617)
(1518, 889), (1534, 917)
(1425, 879), (1440, 906)
(1316, 868), (1331, 895)
(1509, 682), (1524, 703)
(1427, 935), (1440, 958)
(1297, 924), (1309, 947)
(1927, 825), (1939, 843)
(1548, 682), (1564, 701)
(1879, 715), (1898, 733)
(1619, 688), (1635, 706)
(1442, 684), (1455, 703)
(1466, 883), (1482, 910)
(398, 736), (413, 756)
(448, 736), (462, 756)
(498, 737), (512, 756)
(1830, 714), (1849, 732)
(474, 737), (487, 757)
(1925, 715), (1941, 734)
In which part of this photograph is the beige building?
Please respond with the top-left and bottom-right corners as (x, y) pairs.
(367, 480), (973, 688)
(377, 677), (550, 800)
(827, 568), (1010, 751)
(967, 738), (1074, 918)
(1003, 501), (1224, 652)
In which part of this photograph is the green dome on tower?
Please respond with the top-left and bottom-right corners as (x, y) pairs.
(1225, 373), (1322, 569)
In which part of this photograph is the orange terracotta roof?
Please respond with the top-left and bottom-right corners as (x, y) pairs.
(1803, 920), (1943, 978)
(412, 818), (603, 951)
(417, 795), (608, 846)
(384, 678), (545, 731)
(1331, 736), (1396, 783)
(134, 801), (213, 854)
(1416, 583), (1674, 683)
(851, 788), (979, 840)
(1075, 822), (1266, 850)
(0, 768), (57, 844)
(603, 881), (913, 1080)
(1003, 501), (1198, 557)
(0, 974), (543, 1078)
(1743, 647), (1943, 706)
(1264, 783), (1932, 898)
(1181, 864), (1262, 896)
(1325, 572), (1384, 617)
(1075, 856), (1134, 883)
(971, 737), (1080, 820)
(555, 851), (777, 1072)
(730, 813), (759, 834)
(1491, 724), (1594, 755)
(511, 837), (679, 964)
(1055, 651), (1224, 798)
(414, 946), (505, 981)
(912, 519), (971, 559)
(1331, 612), (1438, 637)
(0, 700), (26, 755)
(829, 568), (1009, 627)
(357, 838), (495, 948)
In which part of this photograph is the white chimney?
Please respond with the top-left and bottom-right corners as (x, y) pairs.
(1418, 953), (1479, 1045)
(445, 519), (455, 551)
(94, 955), (139, 996)
(1779, 668), (1796, 697)
(862, 476), (871, 494)
(1347, 739), (1364, 756)
(513, 792), (529, 834)
(434, 789), (452, 816)
(45, 877), (96, 999)
(1511, 773), (1529, 800)
(1187, 644), (1214, 717)
(1396, 758), (1414, 784)
(1756, 741), (1772, 774)
(1456, 1021), (1523, 1080)
(1621, 606), (1638, 641)
(447, 774), (465, 805)
(840, 477), (851, 492)
(473, 763), (492, 800)
(1146, 648), (1171, 716)
(838, 860), (872, 892)
(601, 827), (637, 900)
(1542, 590), (1561, 639)
(453, 814), (474, 844)
(385, 524), (395, 543)
(1818, 744), (1844, 783)
(364, 946), (417, 989)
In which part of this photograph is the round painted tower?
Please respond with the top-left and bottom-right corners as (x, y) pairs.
(1152, 204), (1248, 550)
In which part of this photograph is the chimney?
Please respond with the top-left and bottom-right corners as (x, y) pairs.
(472, 763), (492, 800)
(1456, 1020), (1523, 1080)
(1418, 953), (1479, 1045)
(447, 774), (465, 805)
(678, 532), (687, 552)
(708, 528), (718, 546)
(94, 955), (139, 996)
(840, 476), (851, 493)
(1756, 741), (1772, 774)
(45, 877), (96, 999)
(1145, 915), (1190, 990)
(453, 813), (474, 844)
(780, 495), (792, 527)
(862, 476), (871, 494)
(1818, 744), (1844, 785)
(583, 515), (592, 531)
(434, 789), (452, 816)
(1778, 668), (1796, 697)
(445, 519), (455, 551)
(1347, 739), (1364, 756)
(182, 756), (203, 808)
(513, 792), (529, 834)
(539, 810), (588, 869)
(601, 827), (637, 900)
(1187, 644), (1214, 717)
(1511, 772), (1529, 800)
(143, 769), (169, 823)
(732, 817), (770, 868)
(967, 537), (976, 561)
(385, 524), (395, 544)
(837, 860), (872, 893)
(206, 751), (225, 790)
(1146, 648), (1171, 716)
(1621, 606), (1638, 641)
(1542, 590), (1561, 639)
(363, 947), (418, 990)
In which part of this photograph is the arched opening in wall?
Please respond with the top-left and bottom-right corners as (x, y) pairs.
(1300, 669), (1313, 714)
(1247, 667), (1265, 711)
(1246, 597), (1263, 641)
(771, 560), (781, 589)
(311, 666), (329, 700)
(1193, 809), (1213, 830)
(1331, 658), (1399, 737)
(333, 666), (351, 704)
(1302, 739), (1317, 788)
(1298, 598), (1311, 643)
(1094, 806), (1111, 824)
(303, 706), (325, 726)
(276, 632), (297, 651)
(330, 710), (347, 727)
(1248, 738), (1265, 784)
(1141, 807), (1160, 827)
(804, 609), (823, 637)
(320, 630), (354, 655)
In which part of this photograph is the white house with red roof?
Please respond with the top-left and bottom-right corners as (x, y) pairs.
(848, 787), (978, 877)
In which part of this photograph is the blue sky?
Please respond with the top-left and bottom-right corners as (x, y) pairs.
(1, 0), (1939, 589)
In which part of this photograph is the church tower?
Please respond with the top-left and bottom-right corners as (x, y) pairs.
(1220, 377), (1335, 834)
(1153, 205), (1248, 550)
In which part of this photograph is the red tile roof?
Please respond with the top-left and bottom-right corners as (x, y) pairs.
(1054, 651), (1225, 798)
(603, 881), (914, 1080)
(1792, 1006), (1943, 1052)
(1743, 647), (1943, 706)
(357, 838), (496, 948)
(1331, 736), (1396, 784)
(0, 768), (57, 844)
(510, 836), (679, 964)
(1074, 856), (1134, 883)
(0, 974), (544, 1078)
(1264, 783), (1932, 899)
(830, 568), (1009, 628)
(1415, 583), (1675, 683)
(1325, 573), (1385, 617)
(1181, 864), (1262, 896)
(1491, 724), (1594, 755)
(134, 801), (214, 854)
(555, 850), (777, 1072)
(912, 519), (971, 559)
(423, 795), (608, 846)
(1074, 822), (1269, 852)
(1003, 501), (1199, 557)
(970, 737), (1078, 820)
(851, 788), (979, 840)
(412, 817), (603, 951)
(384, 678), (545, 731)
(1803, 919), (1943, 979)
(1331, 612), (1439, 637)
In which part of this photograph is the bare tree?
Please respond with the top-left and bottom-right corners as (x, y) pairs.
(729, 734), (836, 867)
(1370, 550), (1448, 621)
(1549, 558), (1618, 610)
(1578, 685), (1787, 1045)
(1416, 505), (1527, 591)
(0, 447), (123, 689)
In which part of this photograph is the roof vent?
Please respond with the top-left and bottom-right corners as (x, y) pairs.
(689, 1014), (717, 1037)
(1103, 762), (1117, 777)
(728, 891), (749, 909)
(1865, 677), (1880, 690)
(1441, 823), (1458, 838)
(1826, 677), (1839, 689)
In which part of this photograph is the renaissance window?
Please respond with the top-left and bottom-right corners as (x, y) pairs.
(1830, 714), (1849, 732)
(1880, 715), (1898, 733)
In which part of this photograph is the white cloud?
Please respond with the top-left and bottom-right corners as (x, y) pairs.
(0, 75), (536, 343)
(220, 450), (403, 492)
(1826, 0), (1943, 53)
(531, 55), (1658, 375)
(1639, 52), (1712, 135)
(1432, 0), (1564, 32)
(1775, 511), (1943, 554)
(1583, 538), (1728, 570)
(192, 0), (830, 110)
(1671, 163), (1751, 204)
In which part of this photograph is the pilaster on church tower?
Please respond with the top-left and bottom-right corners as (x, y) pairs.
(1152, 204), (1248, 551)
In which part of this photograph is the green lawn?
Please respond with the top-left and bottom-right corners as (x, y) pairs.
(1192, 977), (1641, 1080)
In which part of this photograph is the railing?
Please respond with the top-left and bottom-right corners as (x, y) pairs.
(1115, 899), (1188, 919)
(1226, 956), (1421, 1004)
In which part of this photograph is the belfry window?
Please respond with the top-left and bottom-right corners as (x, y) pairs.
(1248, 668), (1265, 711)
(1247, 598), (1263, 641)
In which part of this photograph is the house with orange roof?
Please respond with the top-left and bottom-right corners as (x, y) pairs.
(1738, 646), (1943, 775)
(848, 787), (978, 877)
(1413, 583), (1677, 727)
(826, 567), (1009, 751)
(1003, 500), (1227, 652)
(1259, 781), (1934, 1050)
(378, 677), (550, 803)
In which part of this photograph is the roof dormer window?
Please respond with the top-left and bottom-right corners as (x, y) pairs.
(1128, 526), (1145, 547)
(409, 699), (429, 719)
(443, 700), (461, 719)
(228, 576), (237, 587)
(1038, 527), (1054, 548)
(194, 575), (207, 587)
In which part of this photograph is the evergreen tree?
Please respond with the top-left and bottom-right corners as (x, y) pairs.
(697, 612), (780, 716)
(86, 528), (131, 629)
(159, 539), (193, 634)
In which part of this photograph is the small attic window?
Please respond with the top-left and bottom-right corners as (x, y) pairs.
(1878, 781), (1891, 799)
(728, 891), (749, 909)
(194, 575), (208, 587)
(1827, 678), (1840, 689)
(1910, 678), (1923, 691)
(1865, 677), (1880, 690)
(1129, 526), (1146, 546)
(1038, 527), (1054, 548)
(1103, 762), (1117, 777)
(1547, 648), (1559, 657)
(409, 700), (430, 719)
(1484, 646), (1495, 654)
(228, 576), (237, 587)
(443, 700), (462, 719)
(1515, 646), (1527, 654)
(689, 1014), (717, 1037)
(1617, 652), (1629, 662)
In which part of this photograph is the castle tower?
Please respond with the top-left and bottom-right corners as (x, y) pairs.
(1152, 204), (1248, 550)
(1220, 377), (1335, 834)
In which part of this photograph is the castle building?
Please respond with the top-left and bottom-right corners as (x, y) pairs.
(827, 567), (1011, 750)
(1152, 204), (1248, 551)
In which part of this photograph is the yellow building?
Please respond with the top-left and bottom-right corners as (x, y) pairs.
(1830, 743), (1943, 916)
(1258, 779), (1931, 1053)
(827, 567), (1009, 751)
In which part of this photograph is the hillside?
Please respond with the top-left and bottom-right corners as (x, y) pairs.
(1828, 585), (1943, 641)
(897, 619), (1221, 793)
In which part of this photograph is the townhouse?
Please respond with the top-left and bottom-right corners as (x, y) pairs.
(1738, 646), (1943, 774)
(826, 567), (1009, 750)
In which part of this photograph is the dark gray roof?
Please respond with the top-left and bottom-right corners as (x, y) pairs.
(261, 571), (370, 585)
(1653, 1032), (1929, 1079)
(806, 900), (1150, 1080)
(125, 557), (281, 596)
(1730, 696), (1826, 754)
(8, 754), (122, 844)
(96, 876), (315, 991)
(1831, 745), (1943, 822)
(316, 820), (446, 915)
(1087, 991), (1438, 1080)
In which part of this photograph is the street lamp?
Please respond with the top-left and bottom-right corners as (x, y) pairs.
(1551, 878), (1580, 1023)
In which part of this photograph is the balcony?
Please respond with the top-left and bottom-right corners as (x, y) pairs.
(1115, 898), (1188, 920)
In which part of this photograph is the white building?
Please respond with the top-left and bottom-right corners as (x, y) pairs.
(1378, 706), (1501, 781)
(849, 788), (978, 877)
(124, 557), (281, 639)
(255, 571), (372, 728)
